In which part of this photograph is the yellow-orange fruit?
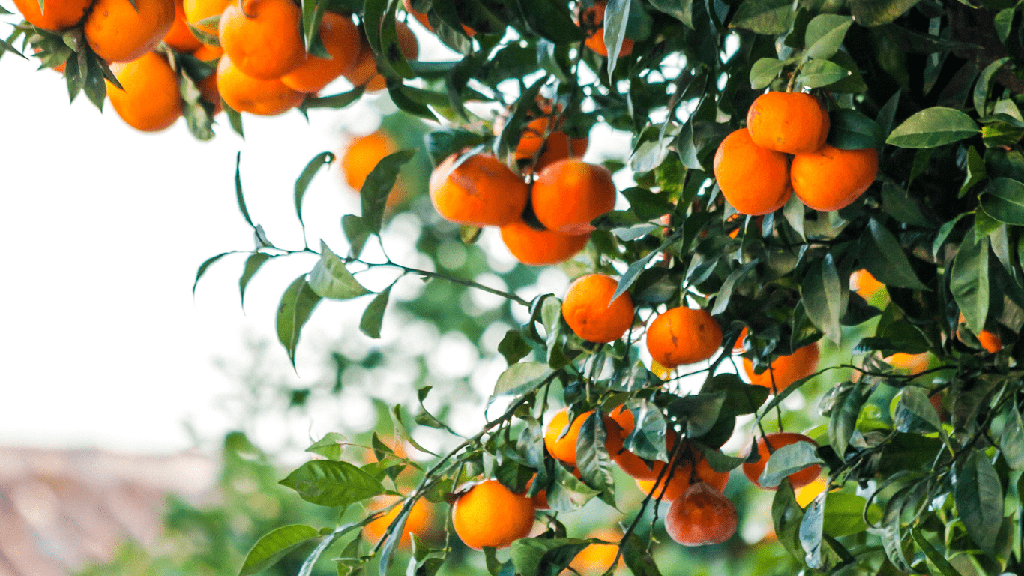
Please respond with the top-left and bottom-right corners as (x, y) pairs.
(743, 342), (819, 391)
(163, 0), (203, 52)
(429, 153), (528, 227)
(746, 91), (830, 154)
(84, 0), (176, 63)
(362, 495), (434, 549)
(500, 221), (590, 266)
(957, 313), (1003, 353)
(646, 307), (722, 368)
(561, 274), (635, 343)
(13, 0), (94, 30)
(183, 0), (229, 38)
(105, 51), (183, 132)
(341, 131), (396, 191)
(578, 1), (633, 57)
(713, 128), (791, 215)
(544, 408), (622, 468)
(281, 12), (362, 93)
(531, 158), (616, 235)
(219, 0), (306, 80)
(452, 480), (535, 550)
(791, 145), (878, 212)
(514, 117), (589, 172)
(664, 482), (738, 546)
(216, 54), (304, 115)
(570, 529), (622, 575)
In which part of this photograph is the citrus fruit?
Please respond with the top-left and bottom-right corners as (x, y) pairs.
(429, 152), (528, 227)
(849, 268), (885, 306)
(713, 127), (791, 215)
(13, 0), (94, 30)
(742, 432), (822, 490)
(742, 342), (819, 391)
(163, 0), (203, 53)
(281, 12), (361, 93)
(105, 51), (182, 132)
(190, 43), (224, 61)
(956, 313), (1003, 353)
(451, 479), (535, 550)
(544, 408), (621, 468)
(219, 0), (306, 80)
(746, 91), (830, 154)
(578, 1), (633, 58)
(183, 0), (229, 38)
(635, 443), (729, 499)
(561, 274), (634, 343)
(531, 158), (616, 235)
(611, 421), (679, 481)
(645, 306), (722, 368)
(664, 482), (738, 546)
(402, 0), (475, 36)
(344, 21), (417, 92)
(216, 54), (304, 115)
(341, 130), (396, 191)
(884, 352), (930, 374)
(570, 528), (621, 575)
(514, 117), (589, 172)
(196, 71), (223, 114)
(522, 476), (549, 510)
(790, 145), (878, 212)
(500, 221), (590, 266)
(84, 0), (176, 63)
(363, 495), (434, 549)
(794, 475), (828, 507)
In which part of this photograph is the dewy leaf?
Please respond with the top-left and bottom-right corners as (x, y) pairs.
(359, 286), (391, 339)
(361, 149), (417, 236)
(803, 14), (853, 60)
(954, 450), (1004, 556)
(886, 107), (980, 148)
(308, 242), (371, 300)
(950, 229), (990, 334)
(759, 441), (824, 488)
(981, 177), (1024, 226)
(279, 460), (384, 507)
(730, 0), (793, 34)
(294, 151), (335, 236)
(239, 524), (320, 576)
(492, 362), (551, 396)
(276, 275), (322, 368)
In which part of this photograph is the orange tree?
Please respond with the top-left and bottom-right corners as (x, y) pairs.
(7, 0), (1024, 575)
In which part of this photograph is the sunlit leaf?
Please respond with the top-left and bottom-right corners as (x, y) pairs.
(886, 107), (979, 148)
(279, 460), (384, 507)
(308, 242), (371, 300)
(276, 275), (322, 367)
(239, 525), (320, 576)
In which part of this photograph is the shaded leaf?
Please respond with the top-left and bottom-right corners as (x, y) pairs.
(359, 286), (391, 339)
(361, 149), (417, 235)
(510, 538), (590, 576)
(954, 450), (1004, 556)
(796, 59), (850, 90)
(980, 177), (1024, 226)
(276, 275), (322, 368)
(730, 0), (793, 34)
(801, 253), (844, 344)
(294, 151), (335, 237)
(239, 525), (319, 576)
(950, 229), (990, 334)
(803, 14), (853, 60)
(849, 0), (922, 26)
(239, 252), (273, 308)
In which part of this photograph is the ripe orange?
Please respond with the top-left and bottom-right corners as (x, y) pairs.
(743, 432), (822, 490)
(544, 408), (621, 468)
(105, 51), (183, 132)
(341, 131), (396, 191)
(884, 352), (929, 374)
(522, 476), (549, 510)
(190, 43), (224, 61)
(500, 221), (590, 266)
(746, 92), (830, 155)
(645, 307), (722, 368)
(163, 0), (203, 53)
(637, 453), (730, 501)
(452, 479), (535, 550)
(743, 342), (819, 391)
(791, 145), (878, 212)
(664, 482), (738, 546)
(612, 425), (679, 481)
(183, 0), (229, 38)
(281, 12), (361, 93)
(196, 71), (223, 115)
(578, 1), (633, 57)
(344, 22), (418, 92)
(515, 117), (589, 172)
(219, 0), (306, 80)
(570, 528), (621, 575)
(956, 313), (1003, 353)
(13, 0), (94, 30)
(362, 495), (434, 549)
(429, 152), (528, 227)
(794, 475), (828, 507)
(84, 0), (176, 63)
(561, 274), (634, 343)
(733, 326), (748, 352)
(713, 127), (791, 215)
(216, 54), (304, 115)
(531, 159), (616, 235)
(849, 268), (884, 305)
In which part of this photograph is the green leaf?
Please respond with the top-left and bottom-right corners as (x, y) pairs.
(772, 483), (806, 560)
(822, 492), (877, 537)
(801, 253), (844, 344)
(886, 107), (980, 149)
(620, 532), (661, 576)
(799, 495), (825, 569)
(298, 524), (359, 576)
(954, 450), (1004, 556)
(294, 152), (335, 238)
(829, 109), (885, 150)
(950, 229), (990, 334)
(361, 149), (417, 235)
(803, 14), (853, 60)
(730, 0), (793, 34)
(759, 441), (823, 488)
(193, 251), (233, 296)
(359, 286), (391, 339)
(849, 0), (922, 27)
(510, 538), (590, 576)
(700, 373), (769, 417)
(493, 362), (551, 396)
(1000, 404), (1024, 470)
(239, 525), (320, 576)
(425, 129), (489, 166)
(513, 0), (584, 43)
(829, 384), (869, 458)
(859, 219), (930, 290)
(308, 242), (370, 300)
(604, 0), (629, 79)
(498, 330), (532, 366)
(234, 152), (256, 228)
(279, 460), (384, 507)
(975, 57), (1010, 117)
(663, 393), (725, 438)
(981, 177), (1024, 226)
(796, 59), (851, 90)
(239, 252), (273, 308)
(647, 0), (691, 27)
(898, 387), (944, 437)
(305, 432), (347, 460)
(276, 275), (322, 368)
(910, 527), (961, 576)
(341, 215), (371, 259)
(749, 57), (786, 89)
(576, 412), (616, 501)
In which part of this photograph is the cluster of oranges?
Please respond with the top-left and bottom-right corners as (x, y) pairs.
(13, 0), (418, 132)
(429, 101), (614, 266)
(714, 91), (879, 215)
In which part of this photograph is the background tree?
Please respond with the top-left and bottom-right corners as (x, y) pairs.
(6, 0), (1024, 575)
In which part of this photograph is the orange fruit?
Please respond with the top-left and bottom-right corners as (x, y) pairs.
(790, 145), (878, 211)
(515, 117), (589, 172)
(713, 127), (791, 215)
(216, 54), (304, 115)
(569, 528), (621, 575)
(341, 131), (396, 191)
(196, 71), (223, 114)
(850, 269), (884, 303)
(664, 482), (738, 546)
(956, 313), (1003, 353)
(13, 0), (94, 30)
(613, 429), (678, 481)
(500, 221), (590, 266)
(344, 21), (418, 92)
(578, 1), (633, 58)
(105, 51), (183, 132)
(884, 352), (929, 374)
(84, 0), (176, 63)
(522, 476), (549, 510)
(452, 479), (535, 550)
(544, 408), (621, 468)
(218, 0), (305, 80)
(561, 274), (635, 343)
(429, 152), (528, 227)
(645, 307), (722, 368)
(362, 495), (434, 549)
(281, 12), (361, 93)
(743, 432), (822, 490)
(190, 43), (224, 61)
(794, 475), (828, 507)
(746, 91), (830, 155)
(733, 326), (748, 352)
(743, 342), (819, 391)
(531, 158), (616, 235)
(163, 0), (203, 53)
(183, 0), (229, 38)
(634, 441), (729, 497)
